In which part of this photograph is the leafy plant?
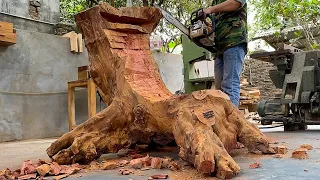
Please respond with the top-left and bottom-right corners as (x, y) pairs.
(249, 0), (320, 49)
(60, 0), (128, 23)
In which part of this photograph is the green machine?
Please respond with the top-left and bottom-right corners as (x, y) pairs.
(251, 50), (320, 131)
(155, 5), (216, 94)
(181, 34), (215, 94)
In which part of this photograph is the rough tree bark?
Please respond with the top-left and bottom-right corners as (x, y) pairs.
(47, 3), (274, 179)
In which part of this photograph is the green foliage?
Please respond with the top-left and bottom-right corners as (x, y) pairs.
(249, 0), (320, 49)
(60, 0), (131, 23)
(60, 0), (86, 23)
(153, 0), (212, 53)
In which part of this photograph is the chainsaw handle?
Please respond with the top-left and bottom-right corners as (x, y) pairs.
(191, 8), (215, 37)
(205, 14), (215, 36)
(191, 8), (205, 24)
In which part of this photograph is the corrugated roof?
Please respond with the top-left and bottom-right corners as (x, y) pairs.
(251, 26), (320, 50)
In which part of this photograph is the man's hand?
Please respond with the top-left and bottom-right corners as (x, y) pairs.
(197, 9), (210, 20)
(202, 8), (211, 18)
(203, 8), (212, 15)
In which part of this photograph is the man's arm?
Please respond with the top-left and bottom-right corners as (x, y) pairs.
(204, 0), (245, 14)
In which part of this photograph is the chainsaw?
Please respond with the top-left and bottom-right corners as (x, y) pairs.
(155, 5), (216, 53)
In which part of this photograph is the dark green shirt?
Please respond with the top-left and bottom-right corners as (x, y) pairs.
(213, 0), (247, 56)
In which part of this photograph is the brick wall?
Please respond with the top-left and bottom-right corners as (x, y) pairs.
(241, 58), (281, 100)
(29, 0), (41, 20)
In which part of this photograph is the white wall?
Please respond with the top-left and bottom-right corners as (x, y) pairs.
(153, 52), (184, 94)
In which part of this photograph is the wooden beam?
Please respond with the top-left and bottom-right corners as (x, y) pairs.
(68, 79), (88, 88)
(63, 31), (78, 52)
(68, 85), (76, 131)
(87, 79), (97, 118)
(78, 66), (89, 72)
(77, 33), (83, 53)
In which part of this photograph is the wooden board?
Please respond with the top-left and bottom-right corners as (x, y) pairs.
(88, 79), (96, 118)
(0, 21), (14, 33)
(68, 79), (88, 88)
(0, 32), (16, 46)
(63, 31), (78, 52)
(77, 34), (83, 53)
(78, 66), (89, 80)
(63, 31), (84, 53)
(0, 21), (16, 46)
(68, 85), (76, 131)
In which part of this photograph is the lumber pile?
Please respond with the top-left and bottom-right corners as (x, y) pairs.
(0, 21), (16, 46)
(239, 78), (260, 114)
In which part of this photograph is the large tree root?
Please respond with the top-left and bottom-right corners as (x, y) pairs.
(47, 3), (274, 179)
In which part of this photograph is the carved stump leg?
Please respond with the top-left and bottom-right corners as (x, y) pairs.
(173, 108), (240, 179)
(47, 101), (130, 164)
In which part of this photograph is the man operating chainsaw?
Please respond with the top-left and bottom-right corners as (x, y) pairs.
(203, 0), (247, 107)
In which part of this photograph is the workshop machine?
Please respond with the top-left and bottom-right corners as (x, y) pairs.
(156, 5), (216, 94)
(157, 5), (320, 131)
(181, 34), (214, 93)
(251, 49), (320, 131)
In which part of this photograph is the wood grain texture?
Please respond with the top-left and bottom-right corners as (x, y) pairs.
(63, 31), (78, 52)
(0, 21), (14, 33)
(47, 3), (274, 179)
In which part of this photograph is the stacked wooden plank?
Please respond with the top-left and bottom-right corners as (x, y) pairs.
(239, 78), (260, 113)
(0, 21), (16, 46)
(240, 88), (260, 105)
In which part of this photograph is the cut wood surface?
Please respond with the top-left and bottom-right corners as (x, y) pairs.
(47, 3), (274, 179)
(0, 21), (14, 33)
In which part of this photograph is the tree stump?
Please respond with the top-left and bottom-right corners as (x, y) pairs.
(47, 3), (274, 179)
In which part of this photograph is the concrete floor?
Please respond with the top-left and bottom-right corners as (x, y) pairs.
(0, 138), (56, 170)
(232, 125), (320, 180)
(1, 126), (320, 179)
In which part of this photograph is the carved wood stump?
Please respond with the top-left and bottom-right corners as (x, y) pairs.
(47, 3), (274, 179)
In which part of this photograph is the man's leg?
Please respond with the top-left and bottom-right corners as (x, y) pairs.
(214, 56), (224, 90)
(220, 44), (246, 107)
